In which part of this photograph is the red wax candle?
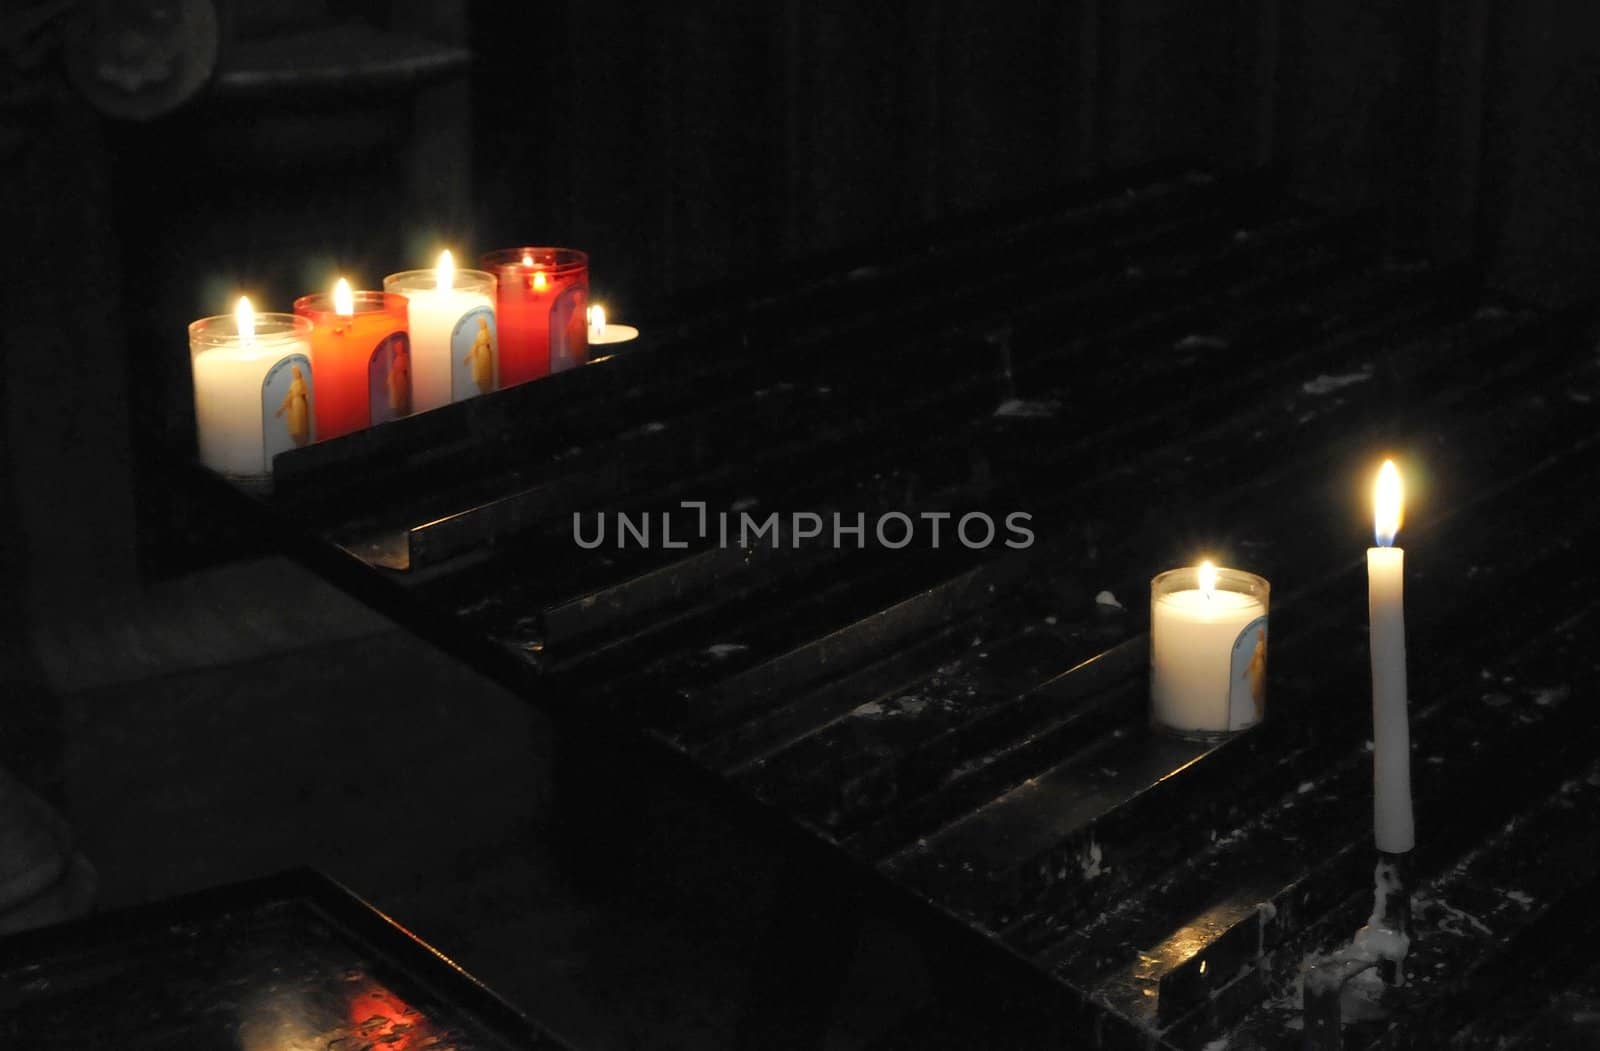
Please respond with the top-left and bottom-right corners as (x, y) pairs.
(480, 247), (588, 385)
(294, 283), (410, 440)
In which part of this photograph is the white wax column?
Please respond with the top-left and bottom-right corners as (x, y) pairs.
(385, 263), (498, 411)
(1151, 586), (1268, 734)
(1368, 545), (1414, 853)
(402, 286), (495, 410)
(191, 324), (314, 477)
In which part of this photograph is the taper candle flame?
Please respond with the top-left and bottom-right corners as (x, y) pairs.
(1199, 559), (1217, 600)
(436, 250), (455, 293)
(588, 303), (606, 339)
(333, 278), (354, 317)
(235, 296), (256, 349)
(1374, 460), (1403, 547)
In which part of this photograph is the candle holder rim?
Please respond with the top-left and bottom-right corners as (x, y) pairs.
(479, 246), (589, 274)
(1151, 564), (1270, 598)
(188, 312), (312, 346)
(382, 267), (499, 292)
(292, 289), (410, 317)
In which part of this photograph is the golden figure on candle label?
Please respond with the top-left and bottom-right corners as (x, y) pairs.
(387, 342), (410, 415)
(466, 316), (495, 393)
(1246, 626), (1268, 719)
(274, 364), (312, 447)
(261, 354), (316, 469)
(368, 333), (412, 423)
(1228, 616), (1269, 730)
(452, 306), (498, 401)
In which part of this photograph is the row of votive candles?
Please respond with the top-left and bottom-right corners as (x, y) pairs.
(188, 247), (640, 481)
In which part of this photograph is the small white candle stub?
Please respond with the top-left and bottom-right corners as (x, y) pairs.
(1368, 460), (1415, 853)
(189, 298), (315, 484)
(587, 303), (640, 346)
(1150, 561), (1270, 738)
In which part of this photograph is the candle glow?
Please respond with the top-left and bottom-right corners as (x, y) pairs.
(532, 270), (548, 291)
(436, 250), (455, 293)
(235, 296), (256, 349)
(585, 302), (640, 346)
(1375, 459), (1403, 547)
(334, 278), (354, 317)
(1199, 559), (1217, 599)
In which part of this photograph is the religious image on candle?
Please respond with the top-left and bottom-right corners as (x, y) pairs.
(1150, 561), (1271, 738)
(369, 333), (412, 423)
(189, 297), (316, 486)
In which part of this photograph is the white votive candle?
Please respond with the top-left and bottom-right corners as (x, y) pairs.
(1150, 561), (1270, 737)
(384, 251), (498, 411)
(587, 303), (639, 346)
(1368, 460), (1414, 853)
(189, 298), (315, 482)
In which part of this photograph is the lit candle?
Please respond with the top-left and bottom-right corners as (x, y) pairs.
(1368, 460), (1414, 853)
(384, 251), (498, 410)
(1150, 561), (1271, 737)
(189, 297), (315, 485)
(294, 279), (410, 440)
(480, 247), (589, 384)
(586, 303), (639, 346)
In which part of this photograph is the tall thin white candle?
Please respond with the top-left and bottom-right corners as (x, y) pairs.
(1368, 460), (1415, 853)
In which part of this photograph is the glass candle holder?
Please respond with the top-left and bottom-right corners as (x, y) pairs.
(480, 247), (588, 384)
(1149, 565), (1270, 740)
(189, 311), (315, 487)
(293, 290), (410, 440)
(383, 267), (498, 412)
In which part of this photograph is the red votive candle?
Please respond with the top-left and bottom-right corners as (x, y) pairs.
(294, 282), (410, 440)
(480, 247), (588, 384)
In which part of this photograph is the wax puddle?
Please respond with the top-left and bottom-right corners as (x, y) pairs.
(1301, 366), (1374, 395)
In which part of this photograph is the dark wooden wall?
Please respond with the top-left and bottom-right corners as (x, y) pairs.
(469, 1), (1253, 314)
(466, 0), (1600, 311)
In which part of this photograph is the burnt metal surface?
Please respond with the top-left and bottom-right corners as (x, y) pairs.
(0, 868), (575, 1049)
(217, 165), (1599, 1048)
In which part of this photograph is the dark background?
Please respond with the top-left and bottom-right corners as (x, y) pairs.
(6, 1), (1599, 616)
(0, 1), (1597, 1038)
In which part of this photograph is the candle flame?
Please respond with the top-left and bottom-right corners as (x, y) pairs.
(588, 303), (606, 338)
(1198, 560), (1217, 599)
(532, 270), (548, 291)
(235, 296), (256, 345)
(334, 277), (354, 317)
(1374, 460), (1403, 547)
(521, 252), (534, 267)
(436, 249), (455, 292)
